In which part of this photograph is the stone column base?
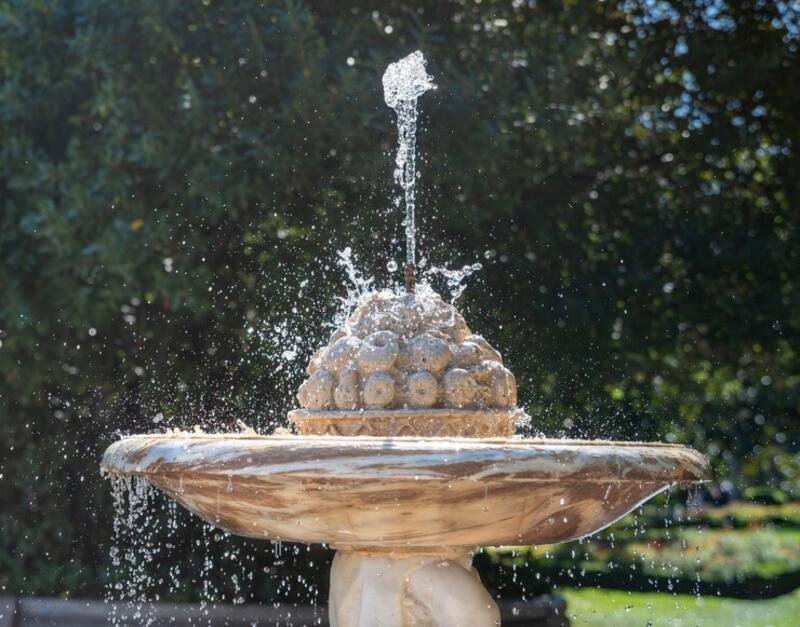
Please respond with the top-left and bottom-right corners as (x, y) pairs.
(329, 549), (500, 627)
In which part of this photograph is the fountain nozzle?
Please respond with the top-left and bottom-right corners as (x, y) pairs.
(404, 262), (416, 293)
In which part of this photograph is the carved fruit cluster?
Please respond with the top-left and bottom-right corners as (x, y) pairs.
(297, 291), (517, 411)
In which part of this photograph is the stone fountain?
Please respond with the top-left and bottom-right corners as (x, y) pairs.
(102, 288), (708, 625)
(101, 52), (709, 626)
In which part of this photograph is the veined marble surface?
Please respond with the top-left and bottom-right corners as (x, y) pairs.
(101, 434), (708, 550)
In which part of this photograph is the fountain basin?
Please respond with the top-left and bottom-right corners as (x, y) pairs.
(101, 433), (708, 551)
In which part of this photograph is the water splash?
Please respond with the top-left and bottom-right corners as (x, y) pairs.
(106, 476), (159, 626)
(336, 247), (375, 301)
(424, 262), (483, 302)
(383, 51), (436, 273)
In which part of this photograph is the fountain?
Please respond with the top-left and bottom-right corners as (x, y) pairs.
(101, 52), (709, 626)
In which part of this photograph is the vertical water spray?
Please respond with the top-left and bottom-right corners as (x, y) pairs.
(382, 51), (436, 292)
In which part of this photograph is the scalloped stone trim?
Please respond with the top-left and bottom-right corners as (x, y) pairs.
(288, 408), (522, 438)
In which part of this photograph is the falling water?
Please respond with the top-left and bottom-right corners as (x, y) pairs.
(382, 51), (436, 278)
(107, 476), (159, 626)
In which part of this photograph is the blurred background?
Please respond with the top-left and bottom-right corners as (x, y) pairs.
(1, 1), (799, 624)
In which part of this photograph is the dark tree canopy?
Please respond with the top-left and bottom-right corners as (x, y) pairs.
(1, 0), (798, 598)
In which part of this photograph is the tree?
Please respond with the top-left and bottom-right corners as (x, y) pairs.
(1, 0), (798, 598)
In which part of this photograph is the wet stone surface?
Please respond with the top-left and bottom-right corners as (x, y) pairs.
(297, 290), (517, 412)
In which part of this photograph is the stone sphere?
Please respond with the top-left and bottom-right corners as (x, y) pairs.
(363, 371), (396, 408)
(325, 336), (361, 371)
(442, 368), (477, 408)
(334, 367), (360, 409)
(472, 360), (517, 409)
(465, 334), (503, 363)
(356, 330), (399, 375)
(403, 333), (452, 376)
(451, 341), (482, 368)
(405, 370), (438, 408)
(297, 369), (335, 410)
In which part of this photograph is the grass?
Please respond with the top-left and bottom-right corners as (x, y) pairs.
(561, 587), (800, 627)
(485, 526), (800, 598)
(619, 527), (800, 584)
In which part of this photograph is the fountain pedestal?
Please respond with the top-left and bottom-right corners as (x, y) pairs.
(330, 550), (499, 627)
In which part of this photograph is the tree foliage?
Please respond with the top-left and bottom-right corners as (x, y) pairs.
(1, 0), (798, 597)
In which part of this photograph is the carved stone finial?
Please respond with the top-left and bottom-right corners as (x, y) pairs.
(290, 289), (525, 438)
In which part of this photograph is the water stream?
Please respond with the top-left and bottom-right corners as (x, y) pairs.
(382, 51), (436, 273)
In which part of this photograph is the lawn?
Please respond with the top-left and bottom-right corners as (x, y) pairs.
(562, 587), (800, 627)
(481, 507), (800, 599)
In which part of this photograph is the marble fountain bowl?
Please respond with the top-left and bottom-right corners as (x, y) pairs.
(101, 433), (708, 551)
